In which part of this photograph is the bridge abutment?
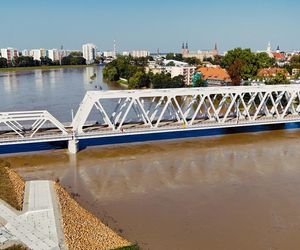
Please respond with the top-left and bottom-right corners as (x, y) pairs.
(68, 138), (79, 154)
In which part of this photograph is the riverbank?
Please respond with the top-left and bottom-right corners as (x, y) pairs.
(55, 183), (134, 250)
(0, 161), (135, 250)
(0, 64), (97, 73)
(0, 160), (25, 211)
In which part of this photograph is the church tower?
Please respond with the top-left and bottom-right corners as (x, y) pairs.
(212, 43), (218, 56)
(276, 45), (280, 53)
(181, 42), (189, 56)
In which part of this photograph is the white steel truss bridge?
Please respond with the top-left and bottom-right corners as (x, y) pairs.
(2, 84), (300, 153)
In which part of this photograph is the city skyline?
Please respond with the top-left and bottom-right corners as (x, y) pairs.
(1, 0), (300, 53)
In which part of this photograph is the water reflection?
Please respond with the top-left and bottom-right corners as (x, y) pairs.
(5, 129), (300, 249)
(0, 66), (123, 121)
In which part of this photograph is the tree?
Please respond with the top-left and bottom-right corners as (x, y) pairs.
(228, 59), (243, 85)
(256, 52), (275, 69)
(266, 71), (289, 85)
(174, 54), (183, 61)
(172, 75), (185, 88)
(61, 55), (86, 65)
(183, 57), (201, 66)
(166, 53), (175, 60)
(212, 55), (224, 66)
(223, 48), (258, 80)
(166, 53), (183, 61)
(103, 67), (119, 81)
(166, 61), (175, 66)
(40, 56), (53, 66)
(14, 56), (35, 67)
(290, 55), (300, 69)
(0, 58), (8, 68)
(70, 51), (83, 57)
(151, 73), (185, 89)
(128, 71), (150, 89)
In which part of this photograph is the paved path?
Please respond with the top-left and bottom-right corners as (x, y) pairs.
(0, 181), (65, 250)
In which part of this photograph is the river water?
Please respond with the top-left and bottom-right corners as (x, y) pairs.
(1, 67), (300, 249)
(0, 66), (123, 122)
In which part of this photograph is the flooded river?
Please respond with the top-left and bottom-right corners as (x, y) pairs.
(1, 68), (300, 249)
(2, 129), (300, 249)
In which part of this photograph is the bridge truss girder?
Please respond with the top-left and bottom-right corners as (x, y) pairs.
(0, 111), (68, 138)
(71, 85), (300, 135)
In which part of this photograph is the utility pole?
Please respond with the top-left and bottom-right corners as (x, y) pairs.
(59, 45), (63, 65)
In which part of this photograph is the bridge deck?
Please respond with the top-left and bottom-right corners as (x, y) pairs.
(1, 113), (299, 146)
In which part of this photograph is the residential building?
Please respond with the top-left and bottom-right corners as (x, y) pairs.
(165, 66), (196, 85)
(82, 43), (97, 64)
(48, 49), (60, 61)
(131, 50), (150, 58)
(197, 65), (231, 86)
(22, 49), (31, 56)
(163, 59), (188, 67)
(103, 51), (115, 58)
(122, 51), (130, 56)
(182, 43), (218, 61)
(30, 49), (42, 61)
(0, 48), (18, 63)
(257, 68), (290, 78)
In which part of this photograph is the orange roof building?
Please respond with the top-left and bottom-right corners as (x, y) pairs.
(272, 52), (286, 61)
(197, 66), (231, 85)
(257, 68), (290, 78)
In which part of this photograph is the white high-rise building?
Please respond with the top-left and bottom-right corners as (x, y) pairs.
(30, 49), (42, 61)
(131, 50), (150, 58)
(48, 49), (60, 61)
(82, 43), (97, 64)
(0, 48), (18, 63)
(22, 49), (31, 56)
(165, 66), (196, 85)
(103, 51), (115, 58)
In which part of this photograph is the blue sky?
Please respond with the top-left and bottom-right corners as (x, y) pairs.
(1, 0), (299, 53)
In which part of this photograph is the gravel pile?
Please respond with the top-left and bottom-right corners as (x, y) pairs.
(6, 166), (25, 209)
(0, 160), (25, 210)
(54, 183), (132, 250)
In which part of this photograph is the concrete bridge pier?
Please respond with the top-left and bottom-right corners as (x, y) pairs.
(68, 138), (79, 154)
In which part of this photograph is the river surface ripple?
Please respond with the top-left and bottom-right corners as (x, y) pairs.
(2, 129), (300, 250)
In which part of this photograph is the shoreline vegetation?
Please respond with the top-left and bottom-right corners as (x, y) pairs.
(0, 161), (137, 250)
(103, 55), (186, 89)
(0, 64), (96, 72)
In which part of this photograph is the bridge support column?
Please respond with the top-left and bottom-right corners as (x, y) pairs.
(68, 138), (79, 154)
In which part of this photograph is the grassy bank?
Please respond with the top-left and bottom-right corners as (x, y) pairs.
(0, 64), (96, 72)
(0, 160), (25, 210)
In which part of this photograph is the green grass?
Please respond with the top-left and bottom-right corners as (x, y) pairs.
(0, 160), (22, 210)
(0, 64), (95, 72)
(114, 244), (139, 250)
(117, 79), (129, 85)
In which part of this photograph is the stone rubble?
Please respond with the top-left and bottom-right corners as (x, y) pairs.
(54, 183), (132, 250)
(5, 166), (25, 210)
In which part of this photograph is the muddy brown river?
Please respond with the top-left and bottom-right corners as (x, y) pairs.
(1, 128), (300, 249)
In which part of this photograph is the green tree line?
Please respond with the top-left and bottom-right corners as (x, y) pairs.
(0, 55), (86, 68)
(103, 56), (185, 89)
